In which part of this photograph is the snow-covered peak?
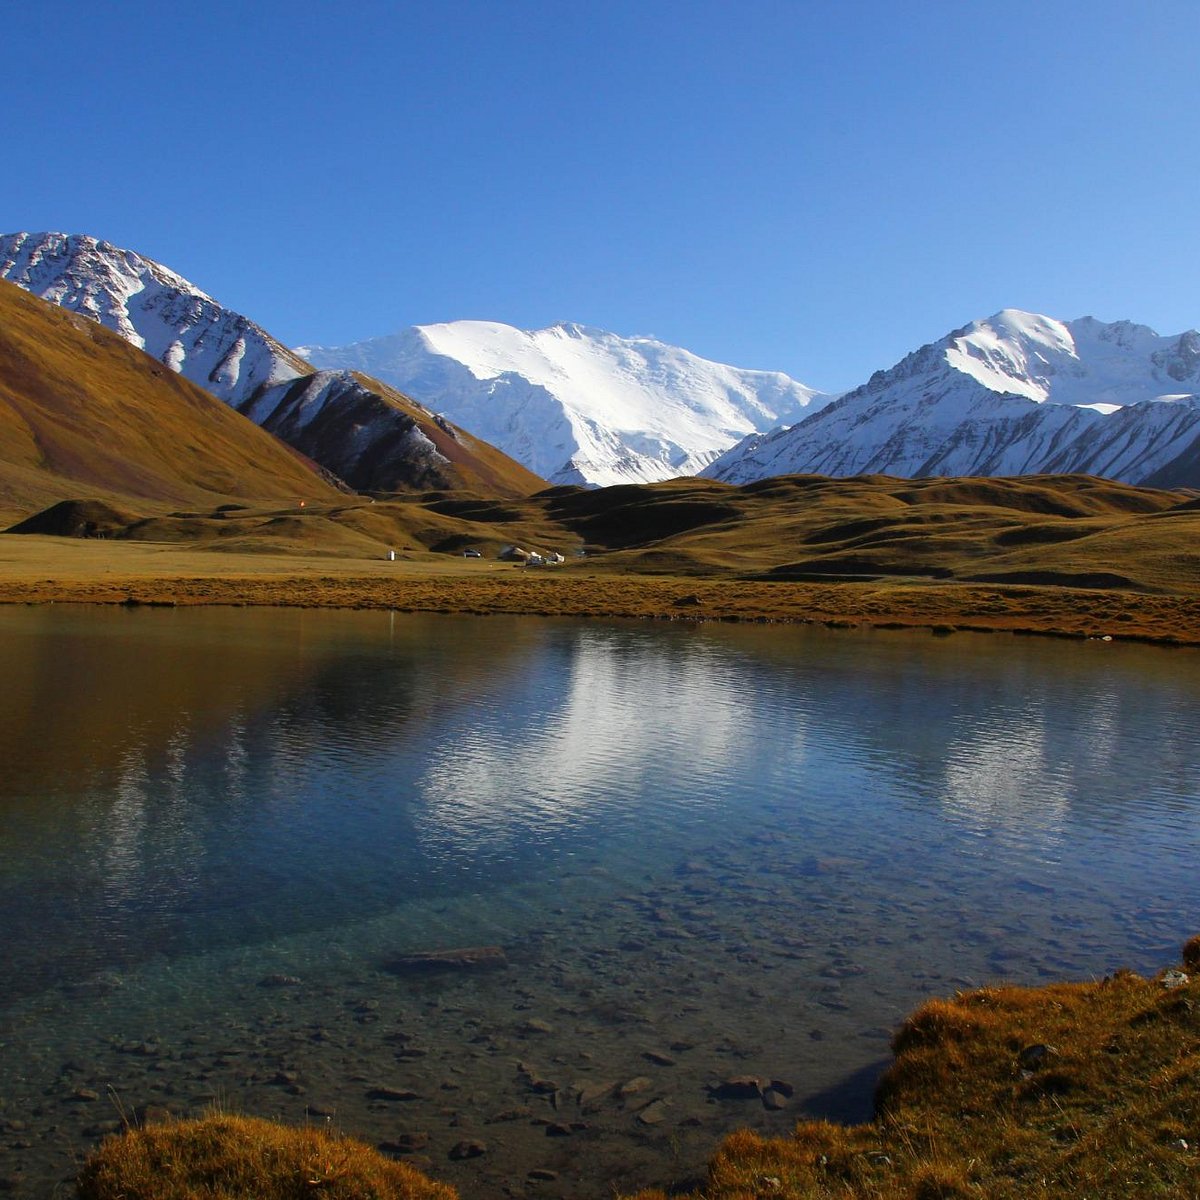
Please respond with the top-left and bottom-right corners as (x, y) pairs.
(940, 308), (1198, 408)
(0, 231), (304, 405)
(705, 308), (1200, 487)
(300, 319), (831, 486)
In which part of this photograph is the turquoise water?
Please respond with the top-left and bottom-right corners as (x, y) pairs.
(0, 607), (1196, 1197)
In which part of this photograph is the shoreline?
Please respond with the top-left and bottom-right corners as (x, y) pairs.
(1, 566), (1199, 647)
(1, 531), (1198, 645)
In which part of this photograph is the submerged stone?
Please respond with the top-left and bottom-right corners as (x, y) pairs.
(708, 1076), (763, 1100)
(366, 1085), (420, 1102)
(258, 974), (302, 988)
(385, 947), (508, 974)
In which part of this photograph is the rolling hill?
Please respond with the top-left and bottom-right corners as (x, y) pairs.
(0, 279), (342, 518)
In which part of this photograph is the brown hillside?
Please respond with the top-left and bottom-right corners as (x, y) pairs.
(232, 368), (546, 498)
(0, 279), (342, 517)
(348, 370), (548, 496)
(6, 467), (1199, 603)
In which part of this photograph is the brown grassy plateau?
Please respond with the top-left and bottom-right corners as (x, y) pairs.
(4, 472), (1200, 645)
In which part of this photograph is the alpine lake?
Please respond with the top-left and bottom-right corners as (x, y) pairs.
(0, 605), (1197, 1198)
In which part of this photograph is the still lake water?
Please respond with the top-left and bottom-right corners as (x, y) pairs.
(0, 605), (1197, 1196)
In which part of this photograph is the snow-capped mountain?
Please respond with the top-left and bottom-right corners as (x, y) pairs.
(9, 232), (1196, 495)
(0, 233), (543, 495)
(0, 232), (306, 404)
(297, 321), (831, 487)
(705, 310), (1200, 488)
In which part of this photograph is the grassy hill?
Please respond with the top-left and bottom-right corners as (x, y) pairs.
(0, 281), (545, 525)
(7, 469), (1199, 599)
(540, 473), (1200, 592)
(0, 280), (343, 517)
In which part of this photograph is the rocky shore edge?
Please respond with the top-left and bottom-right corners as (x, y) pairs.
(76, 936), (1200, 1200)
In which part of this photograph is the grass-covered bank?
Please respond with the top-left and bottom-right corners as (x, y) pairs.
(628, 936), (1200, 1200)
(3, 470), (1200, 643)
(78, 940), (1200, 1200)
(1, 536), (1200, 645)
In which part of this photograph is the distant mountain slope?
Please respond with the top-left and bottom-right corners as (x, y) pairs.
(705, 310), (1200, 488)
(0, 233), (545, 497)
(298, 320), (831, 487)
(0, 279), (342, 515)
(240, 369), (545, 495)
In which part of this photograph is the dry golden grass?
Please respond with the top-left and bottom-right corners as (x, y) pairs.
(76, 1113), (456, 1200)
(2, 532), (1199, 644)
(624, 939), (1200, 1200)
(0, 280), (342, 511)
(2, 443), (1200, 643)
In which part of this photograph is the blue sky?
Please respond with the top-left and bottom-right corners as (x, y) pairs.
(5, 1), (1197, 391)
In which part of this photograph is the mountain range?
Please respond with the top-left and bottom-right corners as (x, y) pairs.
(0, 233), (541, 497)
(704, 310), (1200, 489)
(2, 230), (1199, 495)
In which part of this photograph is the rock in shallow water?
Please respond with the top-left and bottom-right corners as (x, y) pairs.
(708, 1076), (763, 1100)
(366, 1085), (420, 1102)
(448, 1138), (487, 1159)
(258, 974), (303, 988)
(385, 947), (508, 974)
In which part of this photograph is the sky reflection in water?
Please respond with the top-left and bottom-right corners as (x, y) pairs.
(0, 606), (1197, 1000)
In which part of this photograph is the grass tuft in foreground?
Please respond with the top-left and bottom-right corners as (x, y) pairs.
(76, 1112), (457, 1200)
(625, 937), (1200, 1199)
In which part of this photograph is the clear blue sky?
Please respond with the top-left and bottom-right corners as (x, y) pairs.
(4, 1), (1197, 391)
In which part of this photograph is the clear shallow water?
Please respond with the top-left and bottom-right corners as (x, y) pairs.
(0, 606), (1197, 1197)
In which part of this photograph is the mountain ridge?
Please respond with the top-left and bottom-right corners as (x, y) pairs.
(0, 232), (307, 404)
(6, 231), (1199, 494)
(0, 278), (342, 515)
(704, 309), (1200, 488)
